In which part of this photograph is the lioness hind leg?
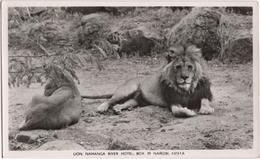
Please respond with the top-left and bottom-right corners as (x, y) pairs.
(199, 99), (214, 115)
(171, 105), (197, 117)
(19, 105), (47, 130)
(113, 99), (138, 115)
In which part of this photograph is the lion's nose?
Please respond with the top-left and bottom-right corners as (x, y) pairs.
(181, 75), (189, 80)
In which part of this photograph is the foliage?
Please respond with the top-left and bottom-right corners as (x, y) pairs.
(8, 7), (103, 87)
(8, 48), (102, 87)
(217, 11), (252, 63)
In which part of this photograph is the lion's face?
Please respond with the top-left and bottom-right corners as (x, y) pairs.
(162, 45), (204, 93)
(172, 57), (196, 91)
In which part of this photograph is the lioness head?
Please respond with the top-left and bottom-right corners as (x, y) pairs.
(43, 64), (79, 95)
(162, 45), (205, 93)
(43, 64), (73, 87)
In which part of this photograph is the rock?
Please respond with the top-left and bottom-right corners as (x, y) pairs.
(160, 129), (166, 132)
(9, 131), (17, 140)
(83, 118), (93, 123)
(36, 140), (85, 150)
(167, 8), (221, 60)
(108, 27), (158, 56)
(53, 134), (58, 139)
(108, 140), (138, 150)
(80, 13), (110, 28)
(78, 13), (111, 48)
(121, 30), (155, 56)
(107, 8), (171, 57)
(159, 117), (168, 124)
(15, 131), (48, 144)
(225, 36), (252, 63)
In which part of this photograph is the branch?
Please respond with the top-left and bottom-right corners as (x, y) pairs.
(37, 42), (51, 56)
(9, 54), (60, 58)
(26, 7), (31, 18)
(27, 38), (51, 56)
(93, 44), (108, 58)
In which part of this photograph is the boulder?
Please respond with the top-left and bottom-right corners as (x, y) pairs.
(78, 13), (111, 48)
(227, 37), (252, 63)
(108, 27), (160, 57)
(167, 8), (221, 60)
(167, 7), (252, 63)
(120, 28), (156, 56)
(36, 140), (85, 150)
(106, 7), (190, 57)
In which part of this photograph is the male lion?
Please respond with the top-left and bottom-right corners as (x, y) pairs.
(95, 45), (214, 117)
(19, 64), (81, 130)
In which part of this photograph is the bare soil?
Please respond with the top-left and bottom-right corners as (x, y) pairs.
(8, 57), (253, 150)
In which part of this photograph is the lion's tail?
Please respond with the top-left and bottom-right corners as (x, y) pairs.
(81, 94), (113, 99)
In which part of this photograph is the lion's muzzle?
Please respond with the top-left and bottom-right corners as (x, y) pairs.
(178, 83), (191, 91)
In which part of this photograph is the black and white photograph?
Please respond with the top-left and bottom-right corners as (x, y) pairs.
(1, 0), (259, 158)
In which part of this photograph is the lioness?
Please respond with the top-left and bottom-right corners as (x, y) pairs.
(19, 64), (81, 130)
(94, 45), (214, 117)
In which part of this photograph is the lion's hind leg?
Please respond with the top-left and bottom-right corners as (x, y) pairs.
(97, 79), (139, 113)
(171, 105), (197, 117)
(113, 99), (139, 115)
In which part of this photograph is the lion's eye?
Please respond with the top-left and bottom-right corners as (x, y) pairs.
(175, 65), (182, 69)
(169, 50), (175, 54)
(188, 65), (193, 70)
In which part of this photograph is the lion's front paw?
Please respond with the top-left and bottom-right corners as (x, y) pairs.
(171, 105), (197, 117)
(97, 102), (110, 113)
(113, 104), (122, 115)
(199, 99), (214, 115)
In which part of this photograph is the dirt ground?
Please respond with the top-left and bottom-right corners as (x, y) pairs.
(8, 57), (253, 150)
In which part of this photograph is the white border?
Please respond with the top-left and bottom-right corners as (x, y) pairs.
(1, 0), (259, 158)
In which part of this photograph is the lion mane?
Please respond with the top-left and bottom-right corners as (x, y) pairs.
(159, 45), (213, 110)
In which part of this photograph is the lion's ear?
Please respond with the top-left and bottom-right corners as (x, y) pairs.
(165, 47), (177, 63)
(165, 53), (173, 63)
(186, 45), (202, 58)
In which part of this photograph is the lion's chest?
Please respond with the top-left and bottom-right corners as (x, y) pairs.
(164, 91), (202, 110)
